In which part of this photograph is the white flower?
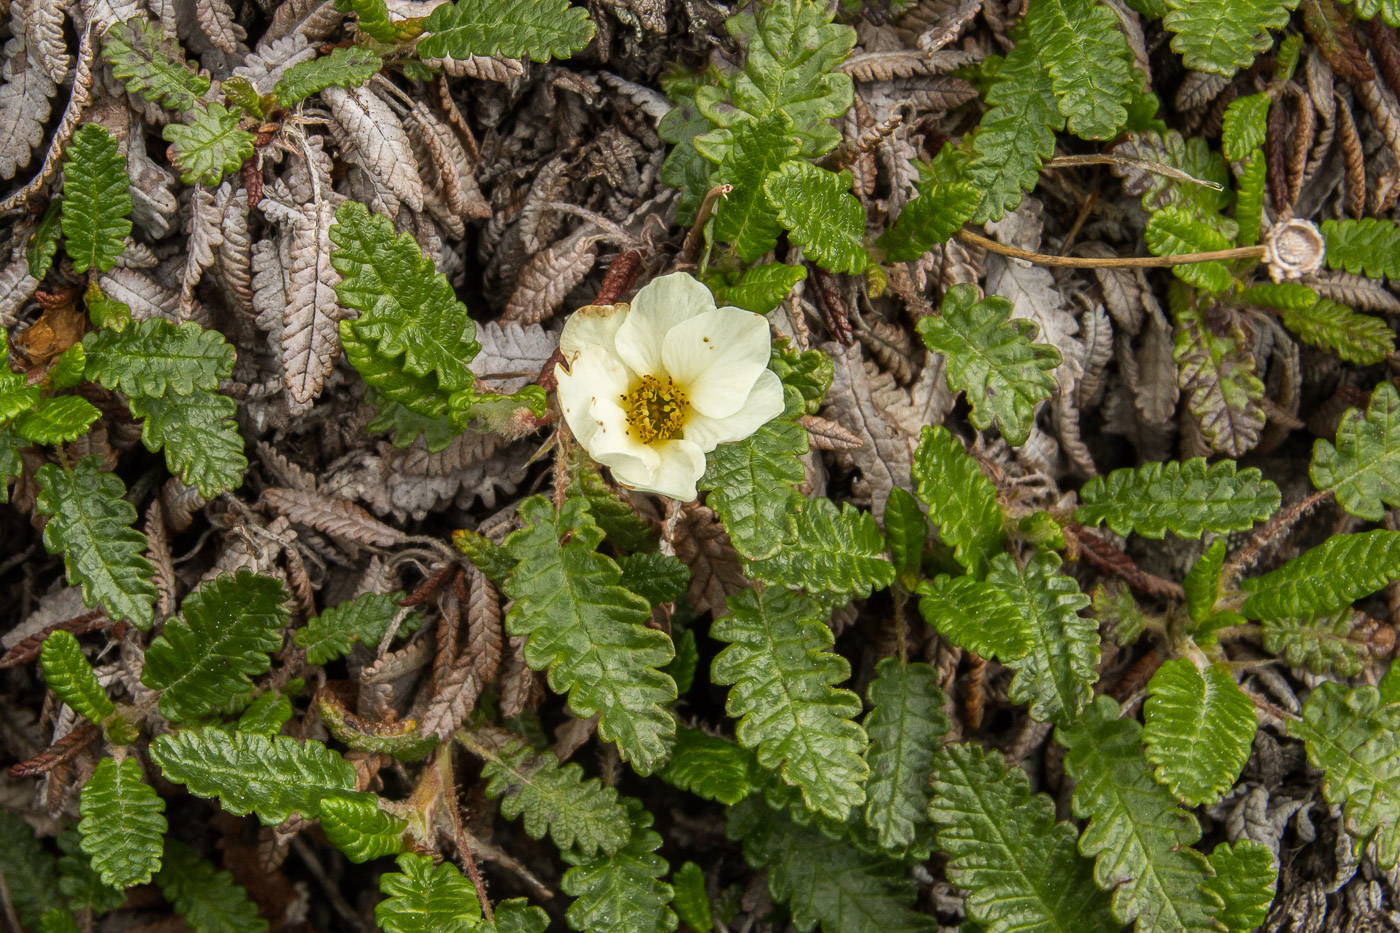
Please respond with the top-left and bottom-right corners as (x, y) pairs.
(554, 272), (785, 501)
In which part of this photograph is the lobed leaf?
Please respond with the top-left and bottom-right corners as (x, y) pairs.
(294, 590), (415, 664)
(862, 659), (948, 853)
(911, 424), (1005, 577)
(1262, 608), (1377, 676)
(375, 853), (482, 933)
(1142, 659), (1256, 806)
(40, 630), (115, 724)
(103, 18), (210, 113)
(1311, 381), (1400, 520)
(1201, 841), (1277, 933)
(417, 0), (595, 63)
(561, 800), (677, 933)
(83, 318), (235, 398)
(1322, 217), (1400, 279)
(1075, 458), (1279, 539)
(1024, 0), (1136, 139)
(967, 36), (1062, 222)
(481, 739), (632, 858)
(13, 396), (102, 445)
(319, 792), (407, 863)
(273, 46), (382, 106)
(78, 757), (167, 888)
(162, 103), (256, 186)
(1240, 530), (1400, 620)
(658, 726), (758, 806)
(128, 390), (247, 497)
(61, 124), (132, 274)
(711, 111), (800, 262)
(156, 839), (267, 933)
(1221, 94), (1269, 161)
(1163, 0), (1299, 75)
(698, 416), (807, 560)
(746, 496), (895, 598)
(765, 162), (869, 274)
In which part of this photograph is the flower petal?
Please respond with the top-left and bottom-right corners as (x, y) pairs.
(614, 272), (717, 377)
(560, 302), (630, 362)
(611, 437), (707, 501)
(662, 306), (772, 418)
(683, 369), (785, 451)
(556, 347), (642, 457)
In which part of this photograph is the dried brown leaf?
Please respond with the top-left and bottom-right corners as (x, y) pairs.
(502, 231), (601, 323)
(821, 341), (921, 519)
(323, 85), (425, 213)
(263, 486), (407, 547)
(282, 198), (344, 410)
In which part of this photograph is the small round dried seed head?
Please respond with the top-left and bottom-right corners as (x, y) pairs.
(1264, 218), (1326, 282)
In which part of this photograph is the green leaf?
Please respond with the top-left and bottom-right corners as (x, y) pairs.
(502, 497), (676, 774)
(1312, 383), (1400, 521)
(619, 552), (690, 606)
(41, 909), (80, 933)
(1279, 297), (1394, 364)
(1221, 94), (1270, 161)
(1163, 0), (1299, 75)
(14, 395), (102, 444)
(0, 340), (39, 426)
(1075, 458), (1279, 539)
(1142, 659), (1256, 807)
(883, 487), (927, 589)
(453, 528), (516, 584)
(1261, 608), (1376, 676)
(82, 318), (235, 397)
(273, 46), (382, 106)
(1235, 152), (1266, 247)
(658, 726), (758, 806)
(103, 18), (210, 113)
(417, 0), (595, 62)
(141, 571), (289, 721)
(968, 37), (1062, 223)
(481, 739), (632, 857)
(1184, 538), (1228, 623)
(40, 630), (115, 724)
(156, 839), (267, 933)
(0, 809), (62, 931)
(56, 828), (125, 913)
(918, 284), (1060, 446)
(1172, 285), (1265, 457)
(61, 124), (132, 274)
(162, 102), (256, 186)
(1201, 841), (1277, 933)
(726, 796), (934, 933)
(562, 800), (677, 933)
(671, 862), (713, 933)
(928, 742), (1118, 933)
(319, 792), (407, 863)
(862, 659), (948, 853)
(918, 572), (1030, 661)
(1290, 683), (1400, 867)
(0, 425), (23, 503)
(1024, 0), (1136, 139)
(221, 77), (264, 117)
(35, 457), (157, 629)
(698, 417), (807, 561)
(377, 853), (482, 933)
(85, 281), (132, 331)
(1322, 217), (1400, 279)
(1241, 530), (1400, 619)
(746, 497), (895, 598)
(28, 198), (61, 278)
(877, 150), (979, 261)
(712, 112), (801, 262)
(128, 390), (247, 497)
(236, 689), (294, 736)
(912, 424), (1005, 577)
(711, 587), (867, 820)
(769, 339), (833, 413)
(765, 162), (869, 274)
(78, 756), (166, 888)
(1057, 695), (1218, 933)
(151, 728), (355, 824)
(294, 590), (415, 664)
(334, 0), (407, 42)
(1146, 206), (1233, 293)
(566, 456), (656, 552)
(47, 344), (88, 392)
(705, 263), (808, 314)
(484, 899), (550, 933)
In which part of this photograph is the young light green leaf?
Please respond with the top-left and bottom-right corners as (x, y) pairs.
(40, 630), (115, 724)
(1146, 206), (1233, 292)
(770, 340), (833, 413)
(273, 46), (382, 106)
(711, 587), (868, 820)
(968, 36), (1062, 222)
(151, 728), (355, 824)
(765, 162), (869, 274)
(1235, 152), (1266, 247)
(1241, 530), (1400, 620)
(1142, 659), (1256, 807)
(1184, 538), (1228, 623)
(746, 496), (895, 598)
(657, 726), (758, 806)
(562, 800), (677, 933)
(912, 424), (1005, 577)
(671, 862), (713, 933)
(376, 853), (482, 933)
(1261, 608), (1377, 676)
(484, 899), (550, 933)
(1221, 94), (1269, 161)
(704, 263), (808, 314)
(1163, 0), (1299, 75)
(83, 318), (236, 398)
(1075, 458), (1279, 539)
(333, 0), (406, 42)
(417, 0), (595, 62)
(156, 839), (267, 933)
(103, 18), (210, 113)
(862, 659), (948, 853)
(928, 742), (1118, 933)
(141, 571), (289, 721)
(502, 497), (676, 774)
(697, 416), (807, 560)
(1312, 382), (1400, 521)
(711, 112), (801, 262)
(236, 689), (294, 736)
(294, 590), (415, 664)
(127, 390), (247, 498)
(1024, 0), (1136, 139)
(917, 284), (1061, 446)
(61, 124), (132, 274)
(876, 156), (979, 261)
(883, 487), (928, 589)
(162, 103), (256, 186)
(78, 757), (167, 888)
(1201, 841), (1277, 933)
(319, 792), (407, 863)
(13, 396), (102, 445)
(35, 457), (157, 629)
(1322, 217), (1400, 279)
(918, 572), (1031, 661)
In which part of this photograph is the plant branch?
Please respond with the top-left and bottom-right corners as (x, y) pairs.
(676, 183), (732, 269)
(1220, 488), (1334, 587)
(955, 229), (1265, 268)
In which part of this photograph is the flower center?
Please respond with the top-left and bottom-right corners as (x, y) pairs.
(622, 375), (689, 445)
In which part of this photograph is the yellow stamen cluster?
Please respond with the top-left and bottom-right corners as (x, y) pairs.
(622, 374), (689, 444)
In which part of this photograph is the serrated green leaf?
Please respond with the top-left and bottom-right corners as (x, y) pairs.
(1201, 841), (1277, 933)
(221, 77), (263, 117)
(711, 112), (800, 262)
(1146, 206), (1233, 292)
(769, 339), (832, 413)
(0, 425), (23, 503)
(1261, 608), (1376, 676)
(917, 572), (1030, 661)
(1221, 94), (1270, 161)
(103, 18), (210, 113)
(502, 497), (676, 773)
(1075, 458), (1279, 539)
(1184, 537), (1228, 623)
(319, 792), (406, 863)
(1312, 383), (1400, 521)
(85, 281), (132, 331)
(1142, 660), (1256, 806)
(618, 552), (690, 606)
(1025, 0), (1135, 139)
(0, 340), (39, 426)
(912, 424), (1005, 577)
(672, 862), (713, 933)
(877, 149), (979, 261)
(162, 103), (256, 186)
(918, 284), (1060, 446)
(35, 457), (157, 629)
(1163, 0), (1299, 75)
(61, 124), (132, 274)
(562, 799), (676, 933)
(151, 728), (355, 824)
(657, 726), (758, 805)
(883, 487), (927, 589)
(56, 828), (125, 913)
(862, 659), (948, 853)
(41, 909), (80, 933)
(1241, 529), (1400, 619)
(1057, 695), (1218, 933)
(334, 0), (407, 42)
(765, 162), (869, 274)
(968, 37), (1062, 222)
(83, 318), (236, 397)
(705, 262), (808, 314)
(417, 0), (594, 62)
(40, 630), (115, 724)
(1171, 285), (1265, 457)
(156, 838), (267, 933)
(746, 497), (895, 598)
(1279, 298), (1394, 364)
(481, 738), (632, 857)
(28, 198), (61, 279)
(78, 756), (166, 888)
(1322, 217), (1400, 279)
(294, 590), (414, 664)
(141, 572), (289, 721)
(928, 742), (1117, 933)
(698, 417), (807, 560)
(1235, 152), (1266, 247)
(377, 853), (482, 933)
(1290, 683), (1400, 867)
(484, 899), (550, 933)
(0, 809), (63, 931)
(273, 46), (382, 106)
(711, 587), (867, 819)
(47, 344), (87, 392)
(14, 395), (102, 444)
(128, 390), (247, 497)
(235, 689), (294, 736)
